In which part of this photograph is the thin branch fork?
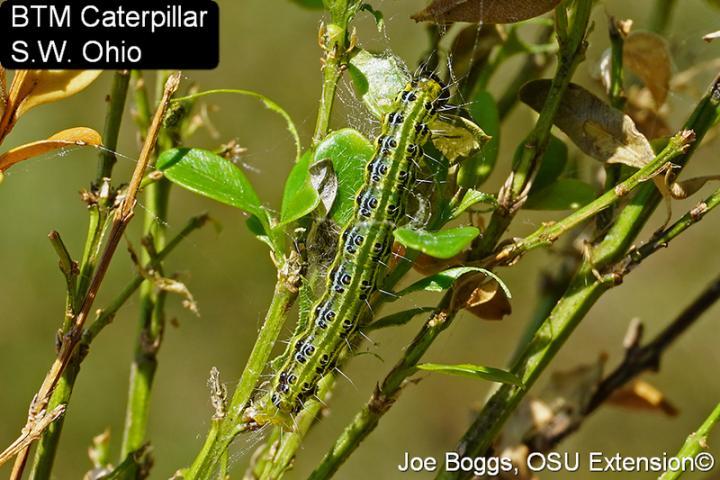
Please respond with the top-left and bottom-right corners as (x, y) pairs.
(1, 72), (181, 476)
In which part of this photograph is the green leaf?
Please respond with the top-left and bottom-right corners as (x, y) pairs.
(531, 135), (568, 193)
(458, 91), (500, 188)
(348, 49), (410, 118)
(416, 363), (523, 387)
(449, 189), (497, 220)
(394, 226), (479, 260)
(246, 214), (275, 250)
(280, 151), (320, 226)
(525, 178), (596, 210)
(290, 0), (324, 8)
(365, 307), (435, 332)
(396, 266), (509, 297)
(157, 148), (263, 218)
(314, 129), (374, 225)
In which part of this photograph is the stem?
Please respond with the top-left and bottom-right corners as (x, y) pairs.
(312, 1), (355, 146)
(649, 0), (678, 35)
(26, 70), (130, 480)
(120, 179), (171, 460)
(97, 71), (130, 180)
(474, 0), (592, 255)
(437, 74), (720, 480)
(3, 73), (179, 478)
(659, 402), (720, 480)
(185, 280), (297, 479)
(120, 70), (173, 464)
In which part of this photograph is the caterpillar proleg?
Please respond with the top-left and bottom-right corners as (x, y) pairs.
(246, 74), (447, 428)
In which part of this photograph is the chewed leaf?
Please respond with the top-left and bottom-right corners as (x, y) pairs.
(417, 363), (522, 386)
(348, 49), (411, 118)
(309, 159), (338, 215)
(0, 127), (102, 172)
(314, 129), (374, 225)
(280, 151), (321, 226)
(397, 266), (507, 297)
(525, 178), (596, 210)
(9, 70), (102, 120)
(520, 80), (654, 169)
(449, 189), (497, 220)
(157, 148), (263, 219)
(412, 0), (561, 24)
(394, 226), (479, 259)
(624, 32), (672, 107)
(431, 116), (491, 162)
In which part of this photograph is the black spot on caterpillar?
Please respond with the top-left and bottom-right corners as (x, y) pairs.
(247, 74), (447, 428)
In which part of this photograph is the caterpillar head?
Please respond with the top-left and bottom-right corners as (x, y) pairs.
(413, 73), (449, 105)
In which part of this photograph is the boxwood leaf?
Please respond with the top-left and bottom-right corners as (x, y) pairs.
(348, 49), (410, 118)
(314, 129), (374, 225)
(394, 226), (479, 259)
(280, 151), (320, 225)
(416, 363), (523, 386)
(157, 148), (263, 218)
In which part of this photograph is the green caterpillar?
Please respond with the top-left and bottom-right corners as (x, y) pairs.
(247, 74), (447, 428)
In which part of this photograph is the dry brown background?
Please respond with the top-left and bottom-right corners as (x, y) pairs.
(1, 0), (720, 478)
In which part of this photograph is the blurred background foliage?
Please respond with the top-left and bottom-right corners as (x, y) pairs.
(1, 0), (720, 478)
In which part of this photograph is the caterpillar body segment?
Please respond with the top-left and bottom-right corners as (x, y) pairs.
(246, 75), (446, 429)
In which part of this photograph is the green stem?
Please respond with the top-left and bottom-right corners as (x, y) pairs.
(120, 70), (173, 464)
(28, 70), (130, 480)
(120, 179), (171, 461)
(185, 280), (298, 479)
(474, 0), (592, 255)
(437, 73), (720, 480)
(659, 402), (720, 480)
(649, 0), (678, 35)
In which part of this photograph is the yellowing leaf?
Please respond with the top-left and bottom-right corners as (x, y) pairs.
(14, 70), (102, 118)
(520, 80), (654, 169)
(0, 70), (101, 142)
(412, 0), (561, 24)
(431, 116), (490, 162)
(0, 127), (102, 172)
(624, 32), (672, 108)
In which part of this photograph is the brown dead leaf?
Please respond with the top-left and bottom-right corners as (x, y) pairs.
(624, 31), (672, 108)
(666, 175), (720, 199)
(412, 0), (561, 24)
(607, 379), (678, 416)
(0, 127), (103, 172)
(412, 250), (467, 276)
(520, 80), (654, 168)
(626, 86), (672, 140)
(464, 279), (512, 320)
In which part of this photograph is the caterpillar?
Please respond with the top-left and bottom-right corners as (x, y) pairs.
(246, 74), (447, 429)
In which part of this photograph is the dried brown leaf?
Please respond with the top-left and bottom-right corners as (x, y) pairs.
(0, 127), (102, 172)
(624, 31), (672, 107)
(666, 175), (720, 200)
(520, 80), (654, 168)
(412, 0), (561, 24)
(607, 380), (678, 416)
(626, 87), (672, 140)
(464, 279), (512, 320)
